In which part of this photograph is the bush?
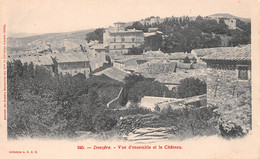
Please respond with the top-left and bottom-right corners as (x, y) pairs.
(127, 45), (144, 55)
(7, 61), (123, 138)
(159, 106), (218, 139)
(177, 77), (206, 98)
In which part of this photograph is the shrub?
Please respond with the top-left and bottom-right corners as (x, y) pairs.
(177, 77), (206, 98)
(159, 106), (218, 139)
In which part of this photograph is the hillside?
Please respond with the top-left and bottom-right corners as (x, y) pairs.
(209, 13), (251, 23)
(7, 29), (94, 51)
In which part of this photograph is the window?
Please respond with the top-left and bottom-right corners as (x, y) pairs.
(114, 45), (116, 49)
(132, 38), (135, 42)
(122, 38), (125, 42)
(122, 45), (125, 49)
(237, 65), (249, 80)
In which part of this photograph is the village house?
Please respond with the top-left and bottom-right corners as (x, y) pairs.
(201, 44), (251, 107)
(139, 16), (162, 26)
(87, 44), (108, 70)
(93, 67), (127, 82)
(51, 52), (91, 78)
(168, 52), (195, 62)
(8, 43), (108, 78)
(205, 16), (237, 30)
(8, 53), (54, 71)
(103, 22), (144, 55)
(191, 47), (237, 63)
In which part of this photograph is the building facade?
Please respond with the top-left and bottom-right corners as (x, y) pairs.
(51, 52), (91, 78)
(103, 22), (144, 54)
(201, 45), (251, 107)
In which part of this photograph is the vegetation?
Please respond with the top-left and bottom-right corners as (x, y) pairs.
(159, 106), (218, 139)
(7, 60), (122, 138)
(177, 77), (207, 98)
(216, 81), (251, 139)
(125, 16), (250, 53)
(85, 28), (104, 43)
(123, 74), (177, 102)
(127, 45), (144, 55)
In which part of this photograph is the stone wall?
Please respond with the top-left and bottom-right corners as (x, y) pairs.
(207, 67), (251, 107)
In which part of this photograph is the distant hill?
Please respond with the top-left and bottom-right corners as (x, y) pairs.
(209, 13), (251, 23)
(7, 29), (94, 51)
(8, 32), (38, 38)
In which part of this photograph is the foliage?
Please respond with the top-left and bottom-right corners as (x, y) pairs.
(123, 74), (177, 102)
(159, 106), (218, 139)
(126, 16), (250, 52)
(228, 29), (251, 46)
(123, 74), (145, 88)
(127, 45), (144, 55)
(177, 77), (207, 98)
(144, 34), (164, 51)
(216, 82), (251, 138)
(126, 21), (149, 32)
(7, 61), (123, 138)
(128, 80), (175, 102)
(86, 28), (104, 43)
(183, 56), (190, 63)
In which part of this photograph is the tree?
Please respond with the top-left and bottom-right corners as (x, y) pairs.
(127, 45), (144, 55)
(123, 74), (145, 88)
(144, 34), (163, 51)
(128, 80), (174, 102)
(86, 28), (104, 43)
(177, 77), (206, 98)
(126, 22), (148, 32)
(183, 56), (190, 63)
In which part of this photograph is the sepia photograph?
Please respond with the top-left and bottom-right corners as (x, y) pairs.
(0, 0), (259, 158)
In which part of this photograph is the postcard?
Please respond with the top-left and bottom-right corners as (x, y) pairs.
(0, 0), (260, 158)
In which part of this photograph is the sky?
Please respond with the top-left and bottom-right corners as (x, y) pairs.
(1, 0), (256, 35)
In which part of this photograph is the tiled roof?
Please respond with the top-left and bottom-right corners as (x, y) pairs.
(201, 45), (251, 62)
(168, 52), (194, 60)
(155, 70), (207, 84)
(192, 47), (234, 57)
(136, 61), (177, 75)
(176, 62), (192, 69)
(8, 54), (53, 66)
(52, 52), (89, 63)
(93, 67), (127, 82)
(109, 29), (143, 34)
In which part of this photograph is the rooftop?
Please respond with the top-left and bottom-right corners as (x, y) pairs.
(109, 29), (143, 34)
(52, 52), (89, 63)
(155, 69), (207, 84)
(192, 47), (234, 57)
(168, 52), (194, 60)
(8, 54), (53, 66)
(93, 67), (127, 82)
(201, 45), (251, 62)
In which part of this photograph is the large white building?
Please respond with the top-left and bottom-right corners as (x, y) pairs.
(103, 22), (144, 55)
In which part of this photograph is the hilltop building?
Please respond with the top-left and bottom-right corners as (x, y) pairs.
(103, 22), (144, 55)
(206, 16), (237, 30)
(140, 16), (162, 26)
